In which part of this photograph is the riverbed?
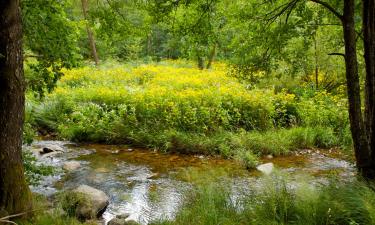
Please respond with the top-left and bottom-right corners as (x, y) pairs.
(24, 140), (355, 224)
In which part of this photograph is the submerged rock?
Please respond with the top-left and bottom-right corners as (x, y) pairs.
(116, 213), (130, 219)
(73, 185), (109, 220)
(147, 173), (160, 179)
(63, 161), (81, 171)
(40, 144), (64, 154)
(108, 218), (139, 225)
(256, 163), (274, 175)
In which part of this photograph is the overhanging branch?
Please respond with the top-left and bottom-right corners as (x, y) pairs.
(310, 0), (343, 21)
(328, 52), (345, 57)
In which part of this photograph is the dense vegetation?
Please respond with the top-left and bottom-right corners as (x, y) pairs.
(25, 60), (350, 167)
(2, 0), (375, 224)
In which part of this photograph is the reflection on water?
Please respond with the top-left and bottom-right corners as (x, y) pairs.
(24, 141), (355, 224)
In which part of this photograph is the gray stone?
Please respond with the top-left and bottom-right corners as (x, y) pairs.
(256, 163), (274, 175)
(40, 151), (61, 158)
(73, 185), (109, 220)
(40, 144), (64, 154)
(63, 161), (81, 171)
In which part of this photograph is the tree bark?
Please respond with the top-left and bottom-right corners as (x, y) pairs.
(81, 0), (99, 65)
(206, 43), (217, 69)
(343, 0), (373, 178)
(0, 0), (32, 216)
(197, 55), (204, 70)
(362, 0), (375, 178)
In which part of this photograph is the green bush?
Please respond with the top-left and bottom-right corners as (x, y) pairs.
(23, 150), (54, 185)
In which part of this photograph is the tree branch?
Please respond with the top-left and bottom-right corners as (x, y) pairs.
(309, 0), (343, 21)
(328, 52), (345, 57)
(265, 0), (300, 24)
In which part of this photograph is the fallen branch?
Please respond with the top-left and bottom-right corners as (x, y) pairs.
(0, 208), (45, 225)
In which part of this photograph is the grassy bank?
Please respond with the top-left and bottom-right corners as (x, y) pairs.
(26, 61), (351, 167)
(152, 176), (375, 225)
(15, 175), (375, 225)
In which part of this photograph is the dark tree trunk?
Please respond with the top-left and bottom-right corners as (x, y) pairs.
(81, 0), (99, 66)
(362, 0), (375, 178)
(0, 0), (32, 216)
(343, 0), (374, 178)
(206, 43), (217, 69)
(197, 55), (204, 70)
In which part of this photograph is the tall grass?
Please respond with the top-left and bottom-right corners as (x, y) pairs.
(152, 176), (375, 225)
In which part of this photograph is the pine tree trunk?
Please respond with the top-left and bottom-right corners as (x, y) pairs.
(0, 0), (32, 216)
(81, 0), (99, 65)
(362, 0), (375, 178)
(343, 0), (373, 178)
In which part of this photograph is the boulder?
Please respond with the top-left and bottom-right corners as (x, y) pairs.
(256, 163), (274, 175)
(63, 161), (81, 171)
(73, 185), (109, 220)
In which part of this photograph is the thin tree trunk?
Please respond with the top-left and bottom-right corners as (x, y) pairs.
(206, 43), (217, 69)
(81, 0), (99, 65)
(343, 0), (373, 178)
(313, 34), (319, 89)
(362, 0), (375, 178)
(0, 0), (32, 216)
(147, 33), (152, 57)
(197, 55), (204, 70)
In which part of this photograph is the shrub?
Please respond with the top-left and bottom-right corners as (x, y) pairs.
(29, 62), (351, 165)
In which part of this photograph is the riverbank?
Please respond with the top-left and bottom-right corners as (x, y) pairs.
(25, 62), (352, 169)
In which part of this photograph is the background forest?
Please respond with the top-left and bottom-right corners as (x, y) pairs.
(23, 0), (352, 164)
(4, 0), (375, 225)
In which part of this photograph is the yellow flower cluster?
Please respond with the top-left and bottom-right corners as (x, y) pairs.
(49, 62), (298, 131)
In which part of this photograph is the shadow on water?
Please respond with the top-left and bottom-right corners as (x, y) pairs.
(24, 141), (355, 224)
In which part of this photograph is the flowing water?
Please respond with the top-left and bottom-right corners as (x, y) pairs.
(24, 140), (355, 224)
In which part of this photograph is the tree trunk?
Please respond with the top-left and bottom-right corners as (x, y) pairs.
(147, 33), (152, 57)
(206, 43), (217, 69)
(362, 0), (375, 178)
(0, 0), (32, 216)
(197, 55), (204, 70)
(81, 0), (99, 65)
(313, 34), (319, 89)
(343, 0), (373, 178)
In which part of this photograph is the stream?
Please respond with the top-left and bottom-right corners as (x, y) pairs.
(24, 140), (355, 225)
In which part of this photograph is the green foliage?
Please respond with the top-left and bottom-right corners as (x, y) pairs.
(22, 150), (54, 185)
(17, 194), (95, 225)
(28, 62), (350, 168)
(22, 0), (81, 97)
(152, 176), (375, 225)
(58, 191), (90, 218)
